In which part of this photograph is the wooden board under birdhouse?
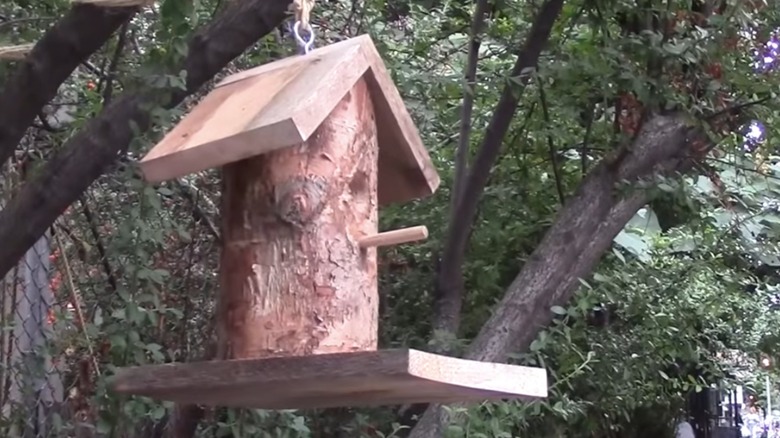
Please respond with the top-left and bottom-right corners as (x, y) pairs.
(140, 35), (440, 206)
(112, 349), (547, 409)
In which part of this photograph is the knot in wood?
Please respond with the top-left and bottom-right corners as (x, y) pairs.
(273, 176), (328, 227)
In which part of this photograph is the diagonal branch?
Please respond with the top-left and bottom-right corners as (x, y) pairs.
(0, 0), (292, 280)
(465, 116), (699, 364)
(411, 114), (703, 437)
(0, 4), (138, 169)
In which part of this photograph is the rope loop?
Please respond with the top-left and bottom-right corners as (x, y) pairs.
(292, 0), (314, 30)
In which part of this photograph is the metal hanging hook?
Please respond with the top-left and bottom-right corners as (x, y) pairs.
(293, 20), (315, 55)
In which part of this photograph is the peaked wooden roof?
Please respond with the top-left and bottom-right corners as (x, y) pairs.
(140, 35), (440, 205)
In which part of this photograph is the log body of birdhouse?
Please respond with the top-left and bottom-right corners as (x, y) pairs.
(217, 78), (378, 360)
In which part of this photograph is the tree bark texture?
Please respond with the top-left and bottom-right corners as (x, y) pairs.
(0, 4), (137, 168)
(217, 78), (379, 360)
(409, 114), (704, 437)
(0, 0), (292, 281)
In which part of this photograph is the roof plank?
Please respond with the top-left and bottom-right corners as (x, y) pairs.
(139, 35), (440, 205)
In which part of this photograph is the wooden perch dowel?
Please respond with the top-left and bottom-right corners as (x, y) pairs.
(0, 44), (33, 61)
(358, 226), (428, 248)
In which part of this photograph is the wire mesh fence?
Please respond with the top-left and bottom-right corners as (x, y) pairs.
(1, 232), (63, 437)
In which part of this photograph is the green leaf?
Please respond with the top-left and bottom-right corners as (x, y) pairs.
(551, 306), (567, 315)
(93, 307), (103, 327)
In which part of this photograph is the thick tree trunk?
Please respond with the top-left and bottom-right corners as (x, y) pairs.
(409, 114), (703, 437)
(217, 78), (379, 360)
(0, 4), (137, 168)
(0, 0), (291, 281)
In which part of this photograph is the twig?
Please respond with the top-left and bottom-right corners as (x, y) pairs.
(705, 157), (780, 182)
(53, 230), (101, 377)
(537, 77), (565, 205)
(80, 60), (108, 80)
(128, 27), (142, 55)
(175, 180), (220, 242)
(101, 21), (130, 105)
(704, 95), (772, 121)
(340, 0), (361, 36)
(1, 265), (20, 406)
(35, 112), (63, 133)
(80, 199), (118, 292)
(506, 103), (538, 173)
(581, 104), (595, 176)
(177, 237), (197, 359)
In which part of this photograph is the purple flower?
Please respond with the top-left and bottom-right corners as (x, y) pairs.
(743, 120), (766, 152)
(754, 33), (779, 73)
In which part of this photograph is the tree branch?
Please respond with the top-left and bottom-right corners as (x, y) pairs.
(451, 0), (490, 212)
(703, 95), (771, 121)
(101, 21), (131, 105)
(0, 0), (291, 282)
(79, 198), (117, 292)
(175, 179), (221, 243)
(581, 103), (595, 176)
(537, 77), (565, 205)
(415, 2), (565, 434)
(432, 0), (565, 348)
(0, 4), (137, 170)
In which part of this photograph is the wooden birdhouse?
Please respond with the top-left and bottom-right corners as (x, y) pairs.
(112, 35), (547, 409)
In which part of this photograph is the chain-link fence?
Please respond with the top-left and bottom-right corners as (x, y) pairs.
(1, 232), (63, 437)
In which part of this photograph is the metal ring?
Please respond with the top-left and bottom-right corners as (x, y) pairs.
(293, 20), (315, 54)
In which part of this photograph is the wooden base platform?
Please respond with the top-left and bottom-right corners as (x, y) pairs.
(111, 349), (547, 409)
